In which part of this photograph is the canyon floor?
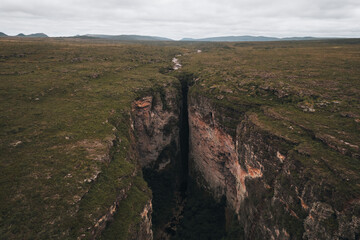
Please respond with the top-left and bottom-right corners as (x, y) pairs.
(0, 37), (359, 239)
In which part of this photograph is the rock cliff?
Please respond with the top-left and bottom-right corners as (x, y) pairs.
(129, 72), (359, 240)
(131, 83), (181, 170)
(131, 82), (183, 238)
(188, 94), (360, 239)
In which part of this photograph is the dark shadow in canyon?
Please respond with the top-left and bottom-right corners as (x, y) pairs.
(143, 72), (228, 240)
(178, 72), (190, 195)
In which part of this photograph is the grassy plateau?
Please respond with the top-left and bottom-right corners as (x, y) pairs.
(0, 37), (359, 239)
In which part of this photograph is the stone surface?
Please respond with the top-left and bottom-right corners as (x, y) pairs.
(131, 84), (180, 169)
(131, 82), (182, 239)
(188, 94), (360, 239)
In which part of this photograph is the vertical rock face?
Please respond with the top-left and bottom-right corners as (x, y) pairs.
(131, 83), (182, 238)
(188, 94), (360, 240)
(188, 96), (263, 216)
(130, 82), (359, 240)
(131, 84), (181, 169)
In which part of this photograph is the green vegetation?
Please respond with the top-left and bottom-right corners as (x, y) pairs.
(180, 39), (360, 205)
(0, 38), (181, 238)
(177, 39), (360, 237)
(1, 37), (359, 239)
(99, 176), (151, 240)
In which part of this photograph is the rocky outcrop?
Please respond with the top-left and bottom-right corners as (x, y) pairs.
(303, 201), (360, 240)
(131, 84), (181, 169)
(188, 96), (262, 213)
(131, 83), (182, 238)
(91, 183), (133, 239)
(85, 82), (181, 240)
(132, 200), (153, 240)
(129, 78), (359, 240)
(188, 94), (360, 239)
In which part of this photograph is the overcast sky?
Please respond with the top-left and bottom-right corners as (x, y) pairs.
(0, 0), (359, 39)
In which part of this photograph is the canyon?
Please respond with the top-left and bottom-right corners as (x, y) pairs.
(1, 38), (359, 240)
(129, 72), (360, 239)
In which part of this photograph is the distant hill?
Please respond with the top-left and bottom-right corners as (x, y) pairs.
(282, 37), (318, 41)
(5, 33), (326, 42)
(81, 34), (173, 41)
(181, 36), (278, 42)
(16, 33), (48, 38)
(27, 33), (48, 37)
(181, 35), (320, 42)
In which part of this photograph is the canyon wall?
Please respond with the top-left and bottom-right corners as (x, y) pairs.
(188, 94), (360, 239)
(131, 82), (182, 239)
(128, 78), (359, 240)
(131, 83), (181, 170)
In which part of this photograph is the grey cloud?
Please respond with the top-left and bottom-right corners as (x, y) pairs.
(0, 0), (359, 39)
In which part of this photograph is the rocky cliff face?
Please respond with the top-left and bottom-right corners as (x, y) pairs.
(131, 84), (181, 170)
(131, 82), (182, 238)
(128, 77), (359, 240)
(188, 94), (360, 239)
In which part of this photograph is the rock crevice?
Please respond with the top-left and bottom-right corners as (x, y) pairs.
(129, 74), (359, 240)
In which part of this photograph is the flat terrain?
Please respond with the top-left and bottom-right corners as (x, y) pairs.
(1, 37), (359, 239)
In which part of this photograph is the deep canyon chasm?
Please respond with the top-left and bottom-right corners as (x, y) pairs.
(2, 39), (360, 240)
(129, 73), (359, 240)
